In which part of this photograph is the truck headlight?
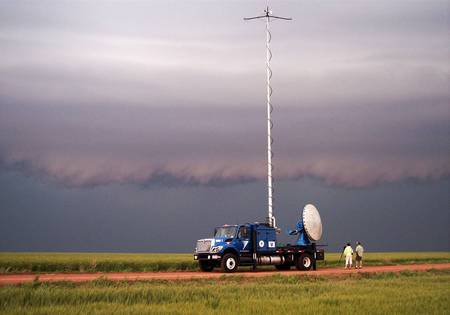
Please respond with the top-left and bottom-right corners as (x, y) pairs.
(210, 246), (223, 253)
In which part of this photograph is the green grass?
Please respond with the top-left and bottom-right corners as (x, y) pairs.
(0, 270), (449, 314)
(0, 252), (448, 274)
(0, 253), (197, 273)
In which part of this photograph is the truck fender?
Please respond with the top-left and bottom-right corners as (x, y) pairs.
(222, 248), (240, 261)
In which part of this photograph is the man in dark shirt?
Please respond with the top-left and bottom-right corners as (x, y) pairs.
(355, 241), (364, 269)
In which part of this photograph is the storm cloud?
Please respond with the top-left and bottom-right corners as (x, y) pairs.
(0, 0), (449, 253)
(1, 1), (449, 188)
(1, 100), (448, 188)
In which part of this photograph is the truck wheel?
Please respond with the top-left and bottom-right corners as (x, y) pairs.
(221, 253), (238, 273)
(199, 260), (214, 272)
(296, 253), (313, 271)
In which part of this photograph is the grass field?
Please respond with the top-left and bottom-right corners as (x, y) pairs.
(0, 270), (449, 314)
(0, 252), (449, 274)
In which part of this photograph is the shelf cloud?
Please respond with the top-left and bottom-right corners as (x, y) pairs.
(1, 102), (448, 188)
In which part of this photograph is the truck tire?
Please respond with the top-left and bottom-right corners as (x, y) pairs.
(199, 260), (214, 272)
(296, 253), (313, 271)
(221, 253), (238, 273)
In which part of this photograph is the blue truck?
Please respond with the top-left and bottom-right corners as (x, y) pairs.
(194, 205), (325, 272)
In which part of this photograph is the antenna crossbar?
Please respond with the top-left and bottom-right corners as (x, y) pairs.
(244, 6), (292, 21)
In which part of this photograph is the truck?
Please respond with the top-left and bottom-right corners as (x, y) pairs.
(194, 204), (325, 273)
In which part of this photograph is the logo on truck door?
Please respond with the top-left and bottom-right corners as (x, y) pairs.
(242, 240), (249, 250)
(268, 241), (275, 248)
(259, 240), (265, 248)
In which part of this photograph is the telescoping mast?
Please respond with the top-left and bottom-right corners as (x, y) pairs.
(244, 6), (291, 228)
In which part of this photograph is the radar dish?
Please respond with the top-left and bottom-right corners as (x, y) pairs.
(302, 204), (322, 241)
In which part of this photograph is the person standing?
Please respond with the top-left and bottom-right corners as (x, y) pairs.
(343, 243), (353, 269)
(355, 242), (364, 269)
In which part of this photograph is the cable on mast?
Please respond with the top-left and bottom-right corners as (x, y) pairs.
(244, 6), (292, 228)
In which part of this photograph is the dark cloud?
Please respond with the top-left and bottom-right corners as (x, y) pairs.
(1, 101), (448, 188)
(1, 171), (449, 252)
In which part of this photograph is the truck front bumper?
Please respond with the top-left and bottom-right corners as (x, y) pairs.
(193, 253), (222, 261)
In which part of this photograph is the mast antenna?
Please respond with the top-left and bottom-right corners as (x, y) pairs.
(244, 5), (292, 228)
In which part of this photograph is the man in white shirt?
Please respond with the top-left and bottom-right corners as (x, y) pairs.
(343, 243), (353, 269)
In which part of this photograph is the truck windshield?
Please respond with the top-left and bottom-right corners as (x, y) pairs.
(214, 226), (236, 239)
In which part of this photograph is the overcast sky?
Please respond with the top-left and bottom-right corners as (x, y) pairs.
(0, 0), (449, 252)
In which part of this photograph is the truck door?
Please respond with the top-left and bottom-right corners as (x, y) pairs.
(237, 225), (251, 254)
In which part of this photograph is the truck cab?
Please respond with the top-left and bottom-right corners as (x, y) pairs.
(194, 224), (252, 272)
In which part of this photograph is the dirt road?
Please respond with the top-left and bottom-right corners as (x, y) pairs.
(1, 263), (449, 285)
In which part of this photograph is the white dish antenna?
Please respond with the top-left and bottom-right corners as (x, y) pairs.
(302, 204), (323, 241)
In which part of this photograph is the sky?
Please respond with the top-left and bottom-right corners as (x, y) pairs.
(0, 0), (449, 252)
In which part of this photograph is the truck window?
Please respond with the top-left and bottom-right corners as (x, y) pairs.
(238, 226), (249, 239)
(214, 226), (236, 239)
